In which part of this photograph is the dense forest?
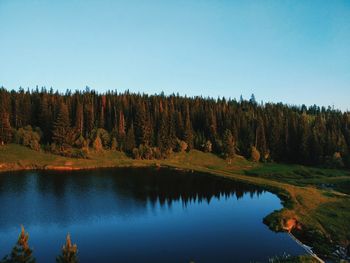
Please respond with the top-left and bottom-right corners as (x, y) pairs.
(0, 87), (349, 168)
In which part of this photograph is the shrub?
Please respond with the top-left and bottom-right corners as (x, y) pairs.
(203, 140), (212, 153)
(98, 129), (110, 148)
(110, 138), (118, 151)
(74, 135), (85, 149)
(90, 128), (110, 149)
(14, 126), (41, 151)
(175, 139), (188, 152)
(93, 136), (103, 152)
(139, 144), (153, 159)
(325, 152), (344, 168)
(70, 148), (88, 159)
(132, 148), (140, 159)
(152, 147), (162, 159)
(251, 146), (261, 162)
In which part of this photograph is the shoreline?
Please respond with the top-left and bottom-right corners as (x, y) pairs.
(288, 233), (325, 263)
(0, 162), (326, 262)
(1, 145), (349, 261)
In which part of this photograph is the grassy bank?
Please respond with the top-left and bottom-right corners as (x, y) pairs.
(0, 144), (349, 260)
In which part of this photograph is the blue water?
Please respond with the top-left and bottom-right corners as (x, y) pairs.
(0, 168), (304, 262)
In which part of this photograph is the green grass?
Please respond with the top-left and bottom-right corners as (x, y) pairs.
(0, 144), (141, 170)
(245, 163), (350, 193)
(1, 144), (350, 260)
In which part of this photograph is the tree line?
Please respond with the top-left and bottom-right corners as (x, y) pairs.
(0, 87), (349, 168)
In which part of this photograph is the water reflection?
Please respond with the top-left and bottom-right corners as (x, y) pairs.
(0, 168), (264, 228)
(0, 168), (305, 263)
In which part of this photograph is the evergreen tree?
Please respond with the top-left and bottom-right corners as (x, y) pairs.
(298, 113), (310, 164)
(175, 111), (184, 140)
(117, 111), (126, 150)
(0, 110), (12, 144)
(168, 101), (177, 149)
(125, 123), (136, 153)
(223, 129), (235, 159)
(84, 103), (94, 137)
(208, 108), (217, 141)
(9, 226), (35, 263)
(39, 95), (52, 143)
(52, 103), (71, 146)
(135, 102), (150, 146)
(157, 106), (171, 155)
(74, 101), (83, 135)
(56, 234), (78, 263)
(255, 117), (267, 158)
(183, 104), (193, 149)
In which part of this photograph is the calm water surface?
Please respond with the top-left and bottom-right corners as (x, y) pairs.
(0, 168), (304, 262)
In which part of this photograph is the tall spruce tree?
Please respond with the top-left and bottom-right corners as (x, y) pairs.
(0, 111), (12, 144)
(74, 101), (83, 135)
(135, 102), (150, 146)
(56, 234), (78, 263)
(52, 103), (71, 146)
(183, 104), (193, 149)
(157, 109), (170, 154)
(175, 111), (184, 140)
(298, 113), (311, 164)
(125, 123), (136, 153)
(38, 95), (50, 143)
(223, 129), (235, 159)
(117, 110), (126, 150)
(9, 226), (35, 263)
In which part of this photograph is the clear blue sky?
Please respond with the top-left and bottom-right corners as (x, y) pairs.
(0, 0), (349, 110)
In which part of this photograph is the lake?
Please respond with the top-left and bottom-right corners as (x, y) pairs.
(0, 168), (305, 262)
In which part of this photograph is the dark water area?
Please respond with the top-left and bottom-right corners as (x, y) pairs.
(0, 168), (304, 262)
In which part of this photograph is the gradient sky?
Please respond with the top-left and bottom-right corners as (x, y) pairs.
(0, 0), (349, 110)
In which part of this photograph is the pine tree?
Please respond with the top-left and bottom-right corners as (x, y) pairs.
(175, 111), (184, 140)
(17, 90), (31, 127)
(0, 110), (12, 145)
(183, 104), (193, 149)
(255, 117), (267, 159)
(208, 108), (217, 140)
(298, 113), (310, 164)
(56, 234), (78, 263)
(168, 105), (177, 149)
(135, 102), (150, 146)
(98, 105), (105, 128)
(84, 103), (94, 137)
(223, 129), (235, 159)
(75, 101), (83, 135)
(52, 103), (71, 146)
(39, 95), (52, 143)
(125, 123), (136, 153)
(9, 226), (35, 263)
(157, 104), (171, 155)
(117, 110), (126, 150)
